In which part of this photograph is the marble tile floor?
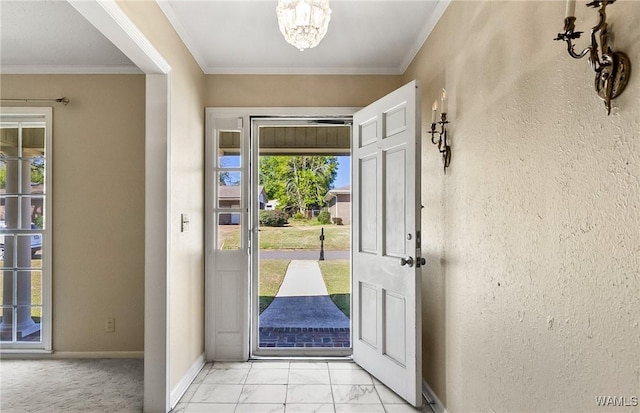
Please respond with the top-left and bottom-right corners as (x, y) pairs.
(172, 361), (433, 413)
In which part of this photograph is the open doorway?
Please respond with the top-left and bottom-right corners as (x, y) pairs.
(250, 118), (352, 357)
(208, 81), (422, 406)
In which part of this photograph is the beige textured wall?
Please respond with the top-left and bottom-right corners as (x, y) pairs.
(0, 74), (145, 352)
(404, 1), (640, 412)
(116, 0), (206, 391)
(205, 75), (402, 107)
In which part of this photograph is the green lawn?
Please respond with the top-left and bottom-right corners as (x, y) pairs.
(219, 219), (350, 251)
(258, 259), (289, 314)
(260, 224), (349, 250)
(319, 260), (351, 318)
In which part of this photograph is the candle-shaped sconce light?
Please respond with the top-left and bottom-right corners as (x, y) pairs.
(554, 0), (631, 115)
(429, 88), (451, 173)
(439, 88), (448, 116)
(565, 0), (576, 18)
(431, 100), (438, 124)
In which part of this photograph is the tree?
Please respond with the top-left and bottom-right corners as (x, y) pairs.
(259, 155), (338, 214)
(218, 156), (240, 186)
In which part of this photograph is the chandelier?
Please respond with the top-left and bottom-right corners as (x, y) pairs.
(276, 0), (332, 51)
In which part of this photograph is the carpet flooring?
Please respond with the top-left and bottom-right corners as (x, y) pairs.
(0, 358), (143, 412)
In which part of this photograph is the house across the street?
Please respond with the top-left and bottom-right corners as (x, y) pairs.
(324, 185), (350, 225)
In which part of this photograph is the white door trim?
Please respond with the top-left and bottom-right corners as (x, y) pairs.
(205, 107), (357, 361)
(0, 107), (53, 353)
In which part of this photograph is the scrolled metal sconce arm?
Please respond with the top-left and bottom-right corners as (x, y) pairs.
(554, 0), (631, 115)
(429, 113), (451, 174)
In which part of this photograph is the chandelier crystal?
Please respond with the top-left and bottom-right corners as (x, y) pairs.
(276, 0), (332, 51)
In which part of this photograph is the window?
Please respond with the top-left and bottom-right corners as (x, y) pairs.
(0, 108), (51, 351)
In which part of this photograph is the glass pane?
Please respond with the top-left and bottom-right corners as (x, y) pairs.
(21, 125), (45, 158)
(17, 270), (41, 306)
(0, 160), (19, 195)
(16, 306), (40, 342)
(0, 271), (8, 305)
(0, 306), (14, 342)
(0, 125), (19, 159)
(1, 235), (15, 268)
(1, 196), (19, 229)
(26, 197), (45, 230)
(17, 234), (36, 266)
(218, 131), (241, 168)
(218, 172), (241, 209)
(30, 158), (46, 192)
(218, 170), (241, 187)
(31, 234), (43, 262)
(218, 213), (241, 250)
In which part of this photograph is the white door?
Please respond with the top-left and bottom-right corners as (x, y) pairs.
(206, 115), (249, 361)
(352, 80), (423, 406)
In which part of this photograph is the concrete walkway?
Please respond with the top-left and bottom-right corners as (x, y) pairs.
(259, 260), (350, 329)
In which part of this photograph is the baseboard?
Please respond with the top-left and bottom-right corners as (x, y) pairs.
(1, 351), (143, 359)
(423, 379), (448, 413)
(170, 352), (206, 409)
(53, 351), (144, 359)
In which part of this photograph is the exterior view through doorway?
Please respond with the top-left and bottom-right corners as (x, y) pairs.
(251, 118), (352, 357)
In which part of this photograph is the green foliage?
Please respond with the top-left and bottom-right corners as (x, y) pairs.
(292, 212), (305, 220)
(0, 164), (5, 189)
(317, 210), (331, 224)
(259, 210), (288, 227)
(259, 155), (338, 214)
(31, 161), (44, 185)
(34, 216), (44, 229)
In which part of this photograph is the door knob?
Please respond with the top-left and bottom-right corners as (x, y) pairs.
(416, 257), (426, 267)
(400, 257), (414, 267)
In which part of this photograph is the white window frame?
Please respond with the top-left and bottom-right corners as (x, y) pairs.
(0, 107), (52, 353)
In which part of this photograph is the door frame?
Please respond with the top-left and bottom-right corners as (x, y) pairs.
(250, 116), (353, 358)
(205, 107), (357, 361)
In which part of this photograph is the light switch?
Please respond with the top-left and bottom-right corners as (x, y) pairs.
(181, 213), (190, 232)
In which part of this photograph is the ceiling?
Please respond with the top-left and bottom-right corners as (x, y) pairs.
(0, 0), (448, 75)
(0, 1), (139, 74)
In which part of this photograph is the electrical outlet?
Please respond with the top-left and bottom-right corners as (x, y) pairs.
(105, 317), (115, 333)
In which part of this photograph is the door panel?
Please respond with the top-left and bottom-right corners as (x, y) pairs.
(359, 155), (378, 253)
(352, 80), (422, 407)
(384, 147), (407, 257)
(383, 290), (406, 365)
(359, 282), (378, 347)
(206, 115), (249, 361)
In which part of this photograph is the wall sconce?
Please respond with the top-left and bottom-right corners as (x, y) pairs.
(554, 0), (631, 115)
(429, 88), (451, 173)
